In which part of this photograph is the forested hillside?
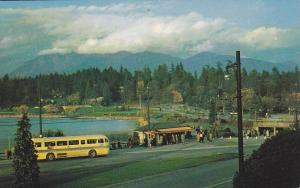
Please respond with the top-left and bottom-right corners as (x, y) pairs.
(1, 64), (300, 115)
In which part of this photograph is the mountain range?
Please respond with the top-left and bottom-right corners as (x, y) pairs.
(10, 51), (299, 77)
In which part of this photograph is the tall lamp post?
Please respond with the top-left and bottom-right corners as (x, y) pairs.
(146, 84), (151, 131)
(226, 51), (245, 181)
(294, 83), (300, 130)
(38, 78), (43, 138)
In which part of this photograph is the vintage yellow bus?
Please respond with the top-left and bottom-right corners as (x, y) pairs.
(32, 134), (110, 161)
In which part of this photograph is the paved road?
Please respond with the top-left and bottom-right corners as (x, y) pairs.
(102, 159), (236, 188)
(0, 138), (264, 188)
(99, 139), (261, 188)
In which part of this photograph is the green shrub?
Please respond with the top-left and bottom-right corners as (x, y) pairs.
(13, 105), (29, 114)
(222, 127), (236, 137)
(43, 104), (63, 113)
(42, 129), (64, 137)
(233, 130), (300, 188)
(63, 105), (80, 113)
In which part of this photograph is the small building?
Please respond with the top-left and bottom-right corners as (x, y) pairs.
(132, 126), (193, 147)
(155, 126), (193, 145)
(253, 120), (292, 136)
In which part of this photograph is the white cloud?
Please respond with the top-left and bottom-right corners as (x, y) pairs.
(74, 3), (154, 14)
(241, 27), (288, 49)
(38, 48), (71, 55)
(1, 3), (299, 57)
(22, 8), (228, 55)
(189, 40), (214, 52)
(0, 36), (25, 49)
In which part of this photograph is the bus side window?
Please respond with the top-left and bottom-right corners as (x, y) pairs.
(57, 141), (68, 146)
(69, 140), (79, 145)
(87, 139), (97, 144)
(105, 138), (108, 143)
(34, 142), (42, 147)
(81, 140), (86, 145)
(45, 142), (56, 147)
(98, 139), (104, 143)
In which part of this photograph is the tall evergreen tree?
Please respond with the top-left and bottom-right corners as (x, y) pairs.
(13, 114), (39, 188)
(102, 82), (112, 106)
(209, 99), (217, 125)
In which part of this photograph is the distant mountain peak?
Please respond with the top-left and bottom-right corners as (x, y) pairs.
(10, 51), (298, 77)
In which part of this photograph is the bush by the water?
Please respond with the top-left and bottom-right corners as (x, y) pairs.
(222, 127), (236, 137)
(13, 105), (29, 114)
(233, 130), (300, 188)
(33, 129), (64, 137)
(43, 129), (64, 137)
(42, 104), (63, 113)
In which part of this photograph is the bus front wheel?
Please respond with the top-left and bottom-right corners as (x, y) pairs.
(88, 150), (97, 158)
(46, 153), (55, 161)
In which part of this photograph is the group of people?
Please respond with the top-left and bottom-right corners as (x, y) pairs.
(195, 126), (213, 143)
(111, 140), (125, 149)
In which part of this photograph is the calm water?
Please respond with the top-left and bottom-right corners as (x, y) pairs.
(0, 117), (137, 152)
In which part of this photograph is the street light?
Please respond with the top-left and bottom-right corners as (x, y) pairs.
(293, 83), (300, 130)
(38, 78), (43, 138)
(146, 84), (151, 131)
(225, 51), (245, 182)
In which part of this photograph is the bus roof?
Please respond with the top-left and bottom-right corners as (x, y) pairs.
(32, 134), (108, 141)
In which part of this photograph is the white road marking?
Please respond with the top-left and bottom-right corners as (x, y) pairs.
(99, 168), (234, 188)
(204, 178), (233, 188)
(126, 144), (260, 154)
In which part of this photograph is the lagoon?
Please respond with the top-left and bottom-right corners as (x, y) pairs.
(0, 117), (137, 152)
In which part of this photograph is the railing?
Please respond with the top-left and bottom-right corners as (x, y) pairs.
(0, 152), (6, 159)
(255, 119), (293, 123)
(110, 142), (130, 150)
(254, 120), (292, 128)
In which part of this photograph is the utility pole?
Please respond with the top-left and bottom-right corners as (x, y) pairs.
(139, 94), (142, 109)
(295, 109), (299, 130)
(39, 77), (43, 137)
(147, 85), (151, 131)
(225, 51), (245, 185)
(295, 83), (299, 130)
(236, 51), (245, 182)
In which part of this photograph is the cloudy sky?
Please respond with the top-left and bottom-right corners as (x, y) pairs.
(0, 0), (300, 73)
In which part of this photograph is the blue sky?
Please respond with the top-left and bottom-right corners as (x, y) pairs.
(0, 0), (299, 74)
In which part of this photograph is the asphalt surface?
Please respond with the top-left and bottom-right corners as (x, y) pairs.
(98, 138), (262, 188)
(0, 138), (264, 188)
(101, 159), (236, 188)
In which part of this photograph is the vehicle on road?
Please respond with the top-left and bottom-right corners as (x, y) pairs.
(32, 134), (109, 161)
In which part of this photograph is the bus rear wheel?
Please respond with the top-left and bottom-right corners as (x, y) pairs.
(88, 150), (97, 158)
(46, 153), (55, 161)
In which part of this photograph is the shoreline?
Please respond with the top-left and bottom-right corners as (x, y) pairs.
(0, 114), (139, 121)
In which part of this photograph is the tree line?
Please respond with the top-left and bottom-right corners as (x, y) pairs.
(1, 64), (300, 115)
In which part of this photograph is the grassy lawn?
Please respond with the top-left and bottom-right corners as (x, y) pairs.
(0, 111), (16, 115)
(0, 105), (141, 118)
(74, 106), (139, 116)
(0, 153), (237, 188)
(56, 153), (237, 188)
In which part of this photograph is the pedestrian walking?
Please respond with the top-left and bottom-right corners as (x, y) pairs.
(127, 137), (132, 148)
(199, 130), (204, 143)
(196, 126), (200, 134)
(117, 140), (122, 149)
